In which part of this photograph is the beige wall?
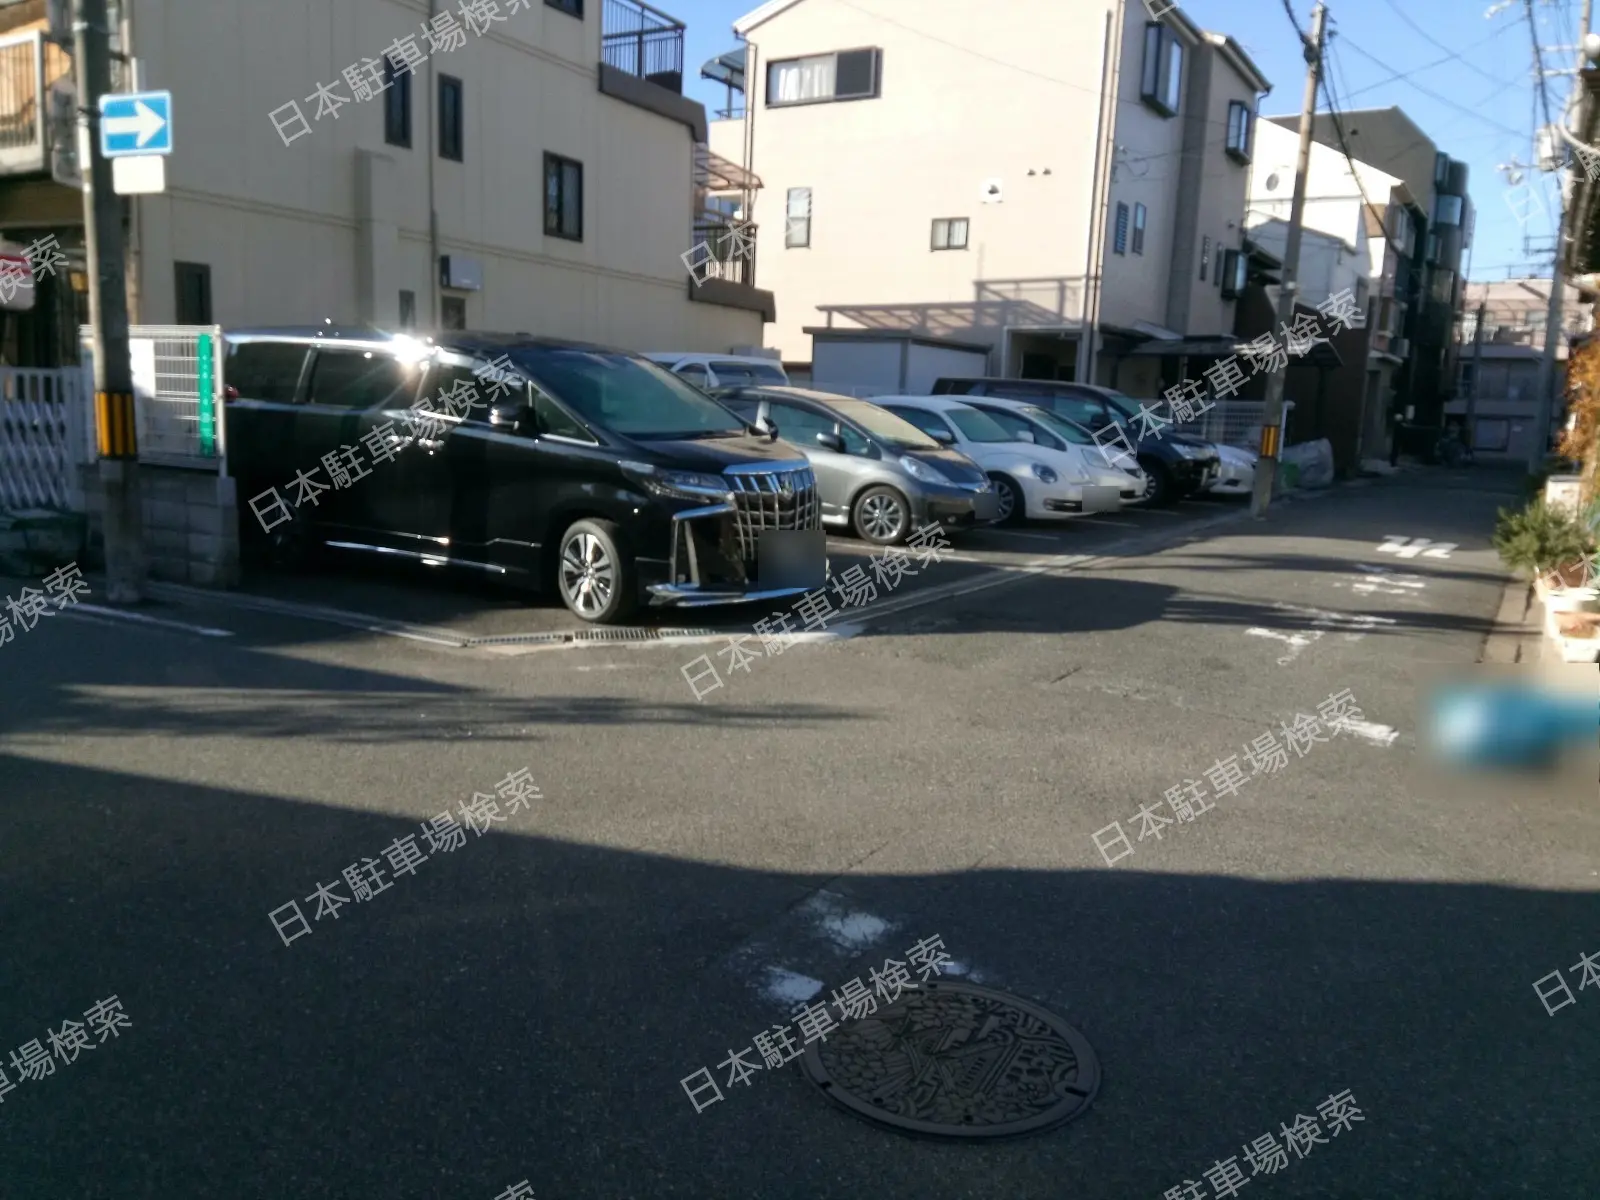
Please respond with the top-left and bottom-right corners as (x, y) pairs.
(122, 0), (758, 350)
(736, 0), (1117, 362)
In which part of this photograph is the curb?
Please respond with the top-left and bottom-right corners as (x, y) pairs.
(1480, 575), (1539, 665)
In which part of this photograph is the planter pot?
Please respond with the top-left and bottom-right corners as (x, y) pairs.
(1558, 632), (1600, 662)
(1547, 586), (1598, 614)
(1541, 560), (1594, 591)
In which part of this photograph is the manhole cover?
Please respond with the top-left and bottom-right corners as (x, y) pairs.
(801, 980), (1099, 1141)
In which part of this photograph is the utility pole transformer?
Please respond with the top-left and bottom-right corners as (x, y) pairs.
(1251, 0), (1327, 518)
(73, 0), (144, 602)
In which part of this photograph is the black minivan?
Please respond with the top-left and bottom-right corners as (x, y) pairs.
(224, 328), (825, 623)
(932, 378), (1220, 505)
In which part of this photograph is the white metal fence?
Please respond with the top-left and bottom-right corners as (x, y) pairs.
(1169, 400), (1292, 450)
(0, 366), (86, 509)
(79, 324), (227, 470)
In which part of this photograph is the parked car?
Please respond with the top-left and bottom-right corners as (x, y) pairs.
(224, 328), (824, 624)
(931, 378), (1220, 505)
(954, 395), (1148, 507)
(712, 385), (999, 545)
(872, 395), (1122, 525)
(643, 352), (789, 390)
(1207, 443), (1258, 496)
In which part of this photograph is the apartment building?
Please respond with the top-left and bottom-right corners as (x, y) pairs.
(1444, 278), (1591, 461)
(1284, 107), (1473, 436)
(0, 0), (773, 366)
(707, 0), (1268, 391)
(1246, 117), (1423, 459)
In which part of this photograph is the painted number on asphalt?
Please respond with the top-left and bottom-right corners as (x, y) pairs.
(1377, 536), (1455, 559)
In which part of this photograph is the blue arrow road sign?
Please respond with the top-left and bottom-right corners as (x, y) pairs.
(99, 91), (172, 158)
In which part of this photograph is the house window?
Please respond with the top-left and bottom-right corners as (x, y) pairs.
(1113, 203), (1129, 255)
(1131, 203), (1146, 255)
(544, 153), (583, 240)
(767, 48), (881, 106)
(399, 289), (416, 330)
(383, 58), (412, 148)
(546, 0), (582, 14)
(1199, 235), (1210, 281)
(931, 217), (969, 251)
(1226, 101), (1253, 162)
(1220, 249), (1246, 299)
(439, 75), (463, 162)
(786, 187), (812, 248)
(1433, 194), (1463, 227)
(441, 296), (466, 330)
(1354, 278), (1369, 316)
(1141, 24), (1183, 115)
(174, 262), (211, 324)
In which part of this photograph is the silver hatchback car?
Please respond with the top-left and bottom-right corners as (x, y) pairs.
(714, 386), (999, 545)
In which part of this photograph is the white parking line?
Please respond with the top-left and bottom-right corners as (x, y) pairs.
(1345, 720), (1400, 747)
(142, 582), (469, 647)
(64, 603), (235, 637)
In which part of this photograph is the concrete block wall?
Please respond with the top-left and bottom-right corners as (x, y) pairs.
(80, 464), (241, 588)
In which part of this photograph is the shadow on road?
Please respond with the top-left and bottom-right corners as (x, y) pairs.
(0, 752), (1593, 1199)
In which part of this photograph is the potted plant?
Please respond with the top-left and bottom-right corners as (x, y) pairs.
(1554, 610), (1600, 662)
(1492, 499), (1596, 605)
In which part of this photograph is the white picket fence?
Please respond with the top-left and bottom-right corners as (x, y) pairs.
(0, 366), (87, 510)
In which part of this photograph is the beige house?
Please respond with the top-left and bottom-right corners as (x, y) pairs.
(710, 0), (1268, 391)
(0, 0), (772, 364)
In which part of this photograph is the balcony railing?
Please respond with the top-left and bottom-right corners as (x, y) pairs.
(689, 221), (756, 287)
(0, 29), (96, 180)
(602, 0), (685, 95)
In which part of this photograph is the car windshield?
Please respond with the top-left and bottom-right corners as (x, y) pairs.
(1016, 405), (1095, 445)
(947, 405), (1021, 444)
(826, 398), (940, 449)
(1098, 390), (1147, 424)
(513, 350), (746, 439)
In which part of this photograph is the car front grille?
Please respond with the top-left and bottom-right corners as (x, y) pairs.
(725, 463), (821, 560)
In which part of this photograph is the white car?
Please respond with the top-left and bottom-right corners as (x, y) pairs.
(874, 395), (1122, 524)
(642, 352), (788, 391)
(1207, 443), (1257, 496)
(957, 395), (1149, 507)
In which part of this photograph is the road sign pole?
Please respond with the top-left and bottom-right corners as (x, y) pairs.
(74, 0), (143, 602)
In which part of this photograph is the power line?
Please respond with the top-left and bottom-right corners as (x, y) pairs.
(1336, 36), (1531, 140)
(1342, 27), (1514, 100)
(1376, 0), (1521, 90)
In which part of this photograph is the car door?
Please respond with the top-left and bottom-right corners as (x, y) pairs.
(222, 339), (310, 495)
(368, 354), (484, 554)
(299, 345), (426, 539)
(765, 400), (855, 522)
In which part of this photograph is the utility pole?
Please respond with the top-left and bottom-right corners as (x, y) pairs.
(74, 0), (143, 602)
(1532, 0), (1595, 471)
(1251, 0), (1327, 518)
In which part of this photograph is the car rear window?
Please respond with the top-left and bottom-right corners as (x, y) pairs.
(226, 341), (307, 404)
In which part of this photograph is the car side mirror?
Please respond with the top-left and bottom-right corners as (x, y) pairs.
(930, 427), (955, 446)
(1016, 429), (1036, 443)
(489, 399), (532, 433)
(816, 429), (845, 453)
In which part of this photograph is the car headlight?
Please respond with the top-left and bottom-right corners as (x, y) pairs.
(1028, 462), (1059, 484)
(621, 461), (731, 501)
(898, 455), (947, 484)
(1175, 444), (1203, 459)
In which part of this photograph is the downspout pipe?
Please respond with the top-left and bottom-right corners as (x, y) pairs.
(1082, 0), (1124, 385)
(428, 0), (440, 328)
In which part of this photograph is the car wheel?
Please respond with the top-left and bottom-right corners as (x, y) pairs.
(1144, 463), (1177, 507)
(851, 484), (911, 545)
(557, 518), (637, 624)
(990, 474), (1026, 526)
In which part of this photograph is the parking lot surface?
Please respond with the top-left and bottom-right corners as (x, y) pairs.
(1, 468), (1595, 1200)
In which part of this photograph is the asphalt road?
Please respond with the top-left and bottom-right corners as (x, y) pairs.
(0, 466), (1596, 1200)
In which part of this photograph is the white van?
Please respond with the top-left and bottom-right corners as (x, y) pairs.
(643, 352), (789, 390)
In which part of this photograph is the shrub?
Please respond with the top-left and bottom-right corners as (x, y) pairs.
(1491, 499), (1595, 579)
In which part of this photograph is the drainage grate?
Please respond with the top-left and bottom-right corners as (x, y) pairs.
(465, 632), (572, 647)
(570, 627), (660, 643)
(801, 980), (1100, 1141)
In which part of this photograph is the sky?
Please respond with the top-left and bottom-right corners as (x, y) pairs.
(668, 0), (1584, 285)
